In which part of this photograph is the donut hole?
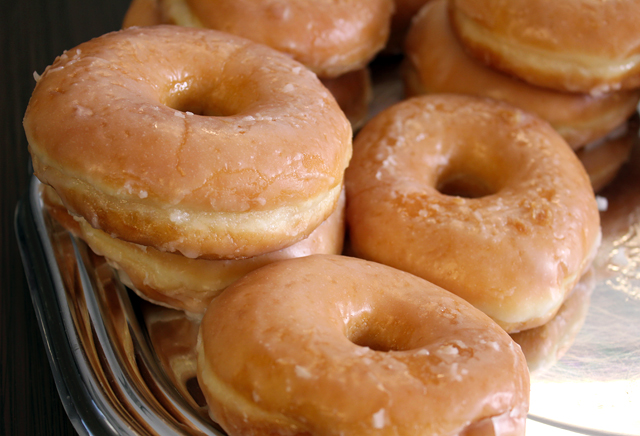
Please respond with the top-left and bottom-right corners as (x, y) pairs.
(166, 92), (238, 117)
(164, 79), (240, 116)
(349, 323), (406, 352)
(346, 300), (427, 352)
(436, 172), (497, 199)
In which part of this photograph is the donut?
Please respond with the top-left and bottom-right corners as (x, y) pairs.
(403, 0), (640, 150)
(511, 269), (594, 373)
(74, 191), (345, 314)
(122, 0), (394, 79)
(577, 119), (637, 193)
(197, 254), (530, 435)
(345, 94), (601, 333)
(24, 25), (352, 260)
(449, 0), (640, 94)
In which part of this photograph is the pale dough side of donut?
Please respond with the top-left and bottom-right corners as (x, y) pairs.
(74, 191), (346, 314)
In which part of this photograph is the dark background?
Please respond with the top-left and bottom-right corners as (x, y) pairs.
(1, 0), (130, 433)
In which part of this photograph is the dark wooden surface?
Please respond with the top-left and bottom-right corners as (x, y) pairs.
(1, 1), (130, 434)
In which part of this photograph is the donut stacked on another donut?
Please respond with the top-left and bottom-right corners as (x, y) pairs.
(41, 184), (346, 314)
(24, 25), (352, 314)
(403, 0), (640, 192)
(122, 0), (395, 129)
(345, 94), (601, 333)
(197, 254), (530, 436)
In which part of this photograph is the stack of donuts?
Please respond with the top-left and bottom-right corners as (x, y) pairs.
(401, 0), (640, 193)
(25, 25), (352, 316)
(121, 0), (395, 129)
(23, 0), (639, 433)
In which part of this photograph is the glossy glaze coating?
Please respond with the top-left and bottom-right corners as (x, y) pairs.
(198, 254), (530, 435)
(24, 26), (352, 260)
(345, 94), (601, 332)
(404, 0), (640, 149)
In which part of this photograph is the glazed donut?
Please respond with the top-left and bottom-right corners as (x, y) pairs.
(403, 0), (640, 150)
(197, 254), (530, 435)
(511, 269), (594, 373)
(345, 94), (601, 333)
(24, 26), (352, 260)
(74, 191), (345, 314)
(577, 119), (637, 193)
(449, 0), (640, 94)
(123, 0), (394, 79)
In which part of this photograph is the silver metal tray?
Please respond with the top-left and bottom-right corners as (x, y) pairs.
(14, 59), (640, 435)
